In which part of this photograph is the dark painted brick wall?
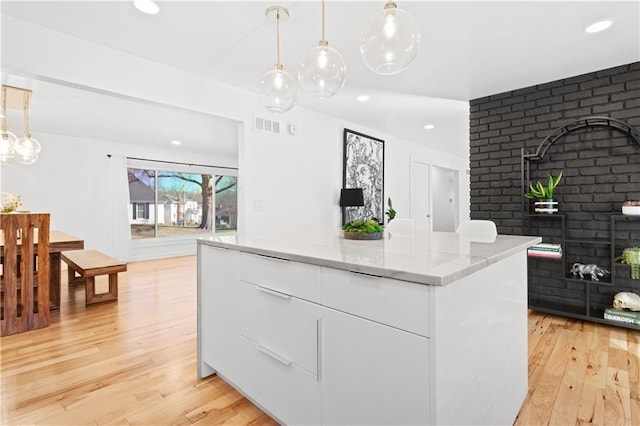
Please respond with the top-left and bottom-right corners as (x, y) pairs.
(469, 62), (640, 313)
(470, 62), (640, 233)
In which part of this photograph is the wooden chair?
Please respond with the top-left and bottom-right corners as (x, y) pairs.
(1, 213), (50, 336)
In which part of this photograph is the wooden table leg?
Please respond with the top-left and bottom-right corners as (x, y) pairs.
(49, 252), (61, 311)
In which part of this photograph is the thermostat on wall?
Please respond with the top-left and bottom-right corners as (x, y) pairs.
(288, 123), (298, 135)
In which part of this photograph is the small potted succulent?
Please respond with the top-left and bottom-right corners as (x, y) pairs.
(343, 219), (383, 240)
(617, 247), (640, 280)
(525, 171), (563, 214)
(385, 197), (396, 223)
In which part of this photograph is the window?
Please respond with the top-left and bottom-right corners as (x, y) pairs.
(127, 166), (237, 239)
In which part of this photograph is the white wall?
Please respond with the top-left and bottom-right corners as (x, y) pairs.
(1, 16), (470, 260)
(0, 132), (237, 260)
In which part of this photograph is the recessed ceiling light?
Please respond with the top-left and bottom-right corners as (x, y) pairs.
(356, 95), (370, 102)
(133, 0), (159, 15)
(171, 140), (182, 146)
(423, 124), (435, 130)
(585, 20), (612, 34)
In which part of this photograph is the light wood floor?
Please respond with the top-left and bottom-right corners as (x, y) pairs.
(1, 255), (638, 425)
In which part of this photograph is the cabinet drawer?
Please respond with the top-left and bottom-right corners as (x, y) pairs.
(322, 267), (430, 337)
(241, 336), (321, 426)
(241, 281), (320, 376)
(240, 252), (321, 303)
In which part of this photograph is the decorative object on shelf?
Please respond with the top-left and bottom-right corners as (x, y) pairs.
(385, 197), (396, 222)
(298, 0), (346, 98)
(343, 128), (384, 225)
(1, 192), (22, 213)
(622, 200), (640, 216)
(527, 243), (562, 259)
(612, 291), (640, 311)
(525, 171), (563, 214)
(1, 85), (41, 165)
(570, 262), (609, 281)
(257, 6), (299, 113)
(604, 307), (640, 325)
(343, 219), (383, 240)
(339, 187), (365, 224)
(617, 247), (640, 279)
(360, 0), (420, 75)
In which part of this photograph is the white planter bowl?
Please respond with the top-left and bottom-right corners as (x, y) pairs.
(622, 206), (640, 216)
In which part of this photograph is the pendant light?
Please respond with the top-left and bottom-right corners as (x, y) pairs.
(298, 0), (347, 98)
(1, 86), (17, 165)
(14, 89), (41, 165)
(257, 6), (299, 113)
(360, 1), (421, 75)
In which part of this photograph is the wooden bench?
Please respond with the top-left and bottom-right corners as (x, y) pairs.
(61, 250), (126, 306)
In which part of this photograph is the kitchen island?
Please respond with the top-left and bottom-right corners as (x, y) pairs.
(197, 231), (540, 425)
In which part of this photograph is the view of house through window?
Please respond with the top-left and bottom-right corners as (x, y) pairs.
(128, 167), (237, 239)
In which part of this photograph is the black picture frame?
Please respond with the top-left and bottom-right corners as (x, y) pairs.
(343, 128), (385, 225)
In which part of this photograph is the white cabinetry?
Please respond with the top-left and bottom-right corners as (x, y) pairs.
(198, 241), (528, 426)
(321, 307), (430, 425)
(197, 245), (243, 383)
(239, 254), (322, 425)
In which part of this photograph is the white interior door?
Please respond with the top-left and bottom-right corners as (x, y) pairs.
(431, 165), (459, 232)
(410, 160), (431, 232)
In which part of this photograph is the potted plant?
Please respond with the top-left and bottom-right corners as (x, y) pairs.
(525, 171), (563, 214)
(385, 197), (396, 222)
(343, 219), (383, 240)
(617, 247), (640, 280)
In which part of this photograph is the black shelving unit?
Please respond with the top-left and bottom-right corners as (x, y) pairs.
(520, 117), (640, 330)
(524, 212), (640, 331)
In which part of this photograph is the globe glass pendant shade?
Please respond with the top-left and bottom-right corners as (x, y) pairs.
(14, 135), (40, 165)
(299, 43), (347, 98)
(257, 67), (299, 113)
(0, 131), (17, 165)
(360, 4), (421, 75)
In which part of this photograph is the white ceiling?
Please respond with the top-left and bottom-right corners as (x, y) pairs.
(2, 0), (639, 157)
(1, 74), (241, 157)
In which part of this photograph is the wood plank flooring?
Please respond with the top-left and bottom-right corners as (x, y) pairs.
(1, 255), (638, 425)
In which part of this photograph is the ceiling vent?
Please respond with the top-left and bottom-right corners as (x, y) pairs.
(253, 115), (281, 136)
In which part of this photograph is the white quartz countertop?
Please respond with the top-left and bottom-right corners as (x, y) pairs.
(198, 231), (541, 286)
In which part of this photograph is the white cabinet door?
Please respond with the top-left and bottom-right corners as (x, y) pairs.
(198, 245), (243, 385)
(321, 307), (431, 426)
(241, 337), (321, 426)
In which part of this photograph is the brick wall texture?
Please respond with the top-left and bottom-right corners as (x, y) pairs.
(469, 62), (640, 313)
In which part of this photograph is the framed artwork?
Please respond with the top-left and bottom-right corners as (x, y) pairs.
(343, 128), (385, 224)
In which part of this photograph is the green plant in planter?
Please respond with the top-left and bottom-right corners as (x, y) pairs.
(617, 247), (640, 279)
(525, 171), (563, 200)
(343, 219), (383, 234)
(385, 197), (397, 222)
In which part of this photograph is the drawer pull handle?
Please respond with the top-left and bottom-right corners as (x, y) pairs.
(256, 253), (289, 263)
(256, 286), (291, 300)
(349, 270), (383, 279)
(256, 344), (292, 366)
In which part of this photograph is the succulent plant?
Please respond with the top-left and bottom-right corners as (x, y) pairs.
(525, 171), (563, 200)
(617, 247), (640, 280)
(343, 219), (383, 234)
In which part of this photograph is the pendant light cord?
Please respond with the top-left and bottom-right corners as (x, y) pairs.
(23, 90), (31, 138)
(321, 0), (326, 42)
(276, 9), (281, 67)
(1, 87), (8, 135)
